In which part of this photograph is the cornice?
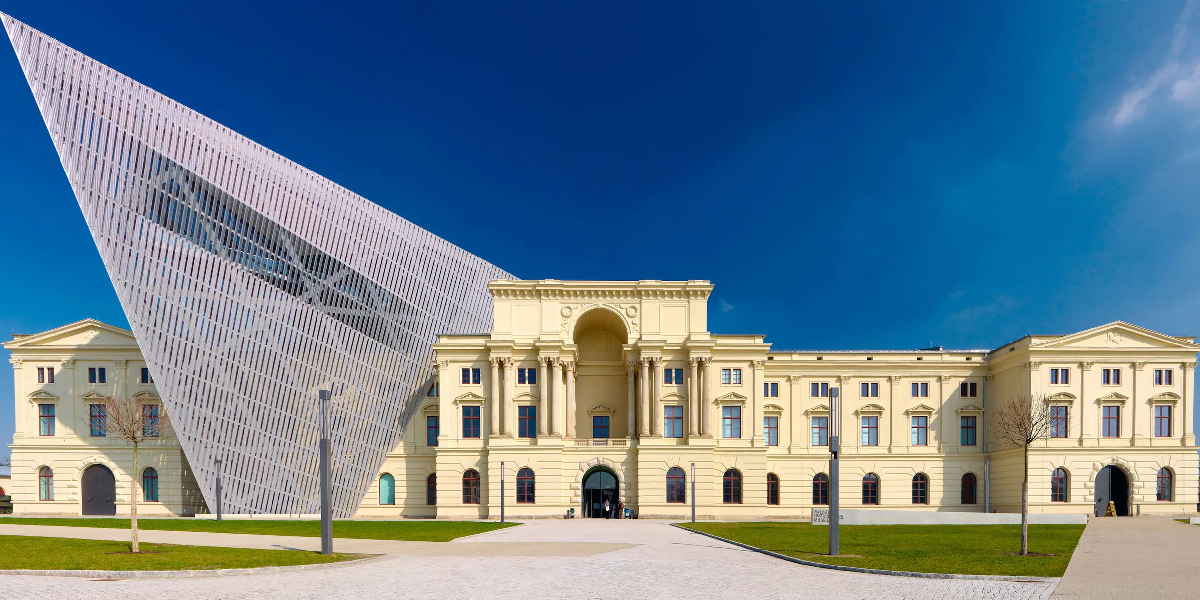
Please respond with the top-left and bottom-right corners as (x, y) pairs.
(488, 280), (713, 301)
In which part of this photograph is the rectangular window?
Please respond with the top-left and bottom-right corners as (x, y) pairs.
(1154, 369), (1173, 386)
(1154, 405), (1172, 437)
(592, 415), (610, 439)
(461, 367), (481, 384)
(861, 416), (878, 446)
(763, 416), (779, 446)
(731, 369), (742, 384)
(911, 382), (928, 397)
(142, 404), (160, 437)
(810, 382), (829, 397)
(721, 406), (741, 438)
(37, 367), (44, 383)
(960, 416), (977, 446)
(38, 403), (54, 436)
(462, 405), (481, 438)
(1050, 368), (1070, 385)
(811, 416), (829, 446)
(911, 415), (928, 445)
(427, 382), (439, 397)
(88, 367), (96, 383)
(664, 406), (684, 438)
(860, 382), (879, 398)
(721, 369), (731, 385)
(763, 382), (778, 397)
(140, 367), (153, 384)
(960, 382), (977, 398)
(47, 367), (54, 383)
(517, 368), (537, 385)
(1102, 406), (1120, 438)
(89, 403), (107, 437)
(98, 368), (106, 384)
(664, 368), (684, 385)
(427, 415), (439, 446)
(1102, 368), (1121, 385)
(1050, 405), (1068, 438)
(518, 406), (537, 438)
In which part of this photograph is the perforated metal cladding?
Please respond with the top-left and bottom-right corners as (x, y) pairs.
(2, 13), (512, 516)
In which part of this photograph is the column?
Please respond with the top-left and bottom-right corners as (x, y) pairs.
(565, 361), (576, 438)
(1078, 362), (1092, 447)
(502, 359), (513, 435)
(639, 358), (650, 437)
(887, 376), (900, 453)
(652, 358), (663, 436)
(1183, 362), (1196, 445)
(936, 375), (950, 452)
(538, 357), (549, 436)
(688, 358), (699, 436)
(1131, 362), (1145, 446)
(553, 358), (565, 436)
(700, 358), (712, 435)
(753, 361), (766, 445)
(626, 361), (637, 439)
(787, 375), (800, 452)
(836, 375), (851, 449)
(489, 357), (500, 436)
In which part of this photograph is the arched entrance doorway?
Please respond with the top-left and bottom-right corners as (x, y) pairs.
(81, 464), (116, 516)
(1094, 465), (1129, 516)
(582, 468), (618, 518)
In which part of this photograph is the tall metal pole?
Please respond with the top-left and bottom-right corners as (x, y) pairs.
(319, 389), (332, 555)
(500, 461), (505, 524)
(829, 386), (840, 557)
(690, 462), (696, 524)
(214, 458), (222, 522)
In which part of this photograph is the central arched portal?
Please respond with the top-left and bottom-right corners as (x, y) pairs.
(81, 464), (116, 516)
(582, 468), (619, 518)
(1094, 465), (1130, 516)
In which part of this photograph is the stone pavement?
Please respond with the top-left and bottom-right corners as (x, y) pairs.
(1052, 517), (1199, 600)
(0, 519), (1058, 599)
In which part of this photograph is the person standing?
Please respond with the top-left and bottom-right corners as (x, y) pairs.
(604, 498), (611, 519)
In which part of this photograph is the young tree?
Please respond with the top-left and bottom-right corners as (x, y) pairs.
(104, 395), (169, 553)
(993, 393), (1059, 556)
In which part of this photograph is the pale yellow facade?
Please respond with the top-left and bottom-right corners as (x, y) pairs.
(7, 280), (1198, 518)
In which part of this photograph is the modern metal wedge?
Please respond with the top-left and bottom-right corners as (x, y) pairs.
(2, 13), (512, 516)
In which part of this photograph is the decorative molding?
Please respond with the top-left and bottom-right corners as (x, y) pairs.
(512, 392), (539, 404)
(453, 392), (486, 405)
(80, 390), (108, 400)
(588, 404), (616, 414)
(888, 375), (902, 383)
(1148, 391), (1181, 404)
(114, 360), (126, 370)
(788, 375), (802, 383)
(131, 390), (160, 401)
(904, 403), (935, 415)
(1046, 391), (1077, 402)
(660, 392), (688, 403)
(1024, 361), (1043, 371)
(1132, 361), (1147, 371)
(956, 403), (985, 413)
(489, 357), (501, 367)
(714, 392), (747, 404)
(1183, 361), (1198, 371)
(27, 389), (57, 401)
(762, 403), (785, 413)
(688, 357), (699, 367)
(804, 403), (831, 415)
(436, 360), (450, 369)
(937, 375), (954, 383)
(855, 403), (885, 415)
(985, 374), (995, 381)
(1079, 361), (1094, 371)
(9, 359), (21, 368)
(421, 402), (439, 413)
(837, 375), (852, 383)
(752, 360), (766, 370)
(1096, 392), (1129, 404)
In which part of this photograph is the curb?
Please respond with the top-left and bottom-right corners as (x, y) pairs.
(449, 522), (524, 541)
(671, 524), (1060, 583)
(0, 553), (389, 580)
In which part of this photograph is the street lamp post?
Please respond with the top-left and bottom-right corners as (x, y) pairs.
(690, 462), (696, 524)
(501, 460), (505, 524)
(318, 389), (332, 555)
(829, 386), (840, 557)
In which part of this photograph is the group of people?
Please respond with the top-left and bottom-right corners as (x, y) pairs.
(602, 498), (625, 519)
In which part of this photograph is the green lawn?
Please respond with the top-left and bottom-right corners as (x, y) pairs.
(0, 535), (360, 571)
(0, 517), (517, 542)
(679, 522), (1085, 577)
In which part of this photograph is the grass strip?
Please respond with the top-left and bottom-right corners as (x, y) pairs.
(0, 517), (517, 542)
(679, 521), (1084, 577)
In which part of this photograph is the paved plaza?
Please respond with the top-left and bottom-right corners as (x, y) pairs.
(1051, 517), (1199, 600)
(0, 519), (1056, 600)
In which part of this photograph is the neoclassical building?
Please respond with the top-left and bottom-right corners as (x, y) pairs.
(7, 280), (1198, 518)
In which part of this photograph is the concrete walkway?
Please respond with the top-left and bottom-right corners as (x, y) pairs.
(0, 519), (1057, 599)
(1052, 517), (1199, 600)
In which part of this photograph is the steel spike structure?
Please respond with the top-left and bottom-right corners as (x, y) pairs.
(2, 13), (512, 516)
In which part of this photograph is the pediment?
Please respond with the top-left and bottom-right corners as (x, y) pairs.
(1096, 392), (1128, 404)
(421, 402), (439, 413)
(1033, 322), (1199, 351)
(957, 404), (984, 413)
(762, 403), (785, 413)
(27, 390), (57, 401)
(905, 403), (935, 415)
(131, 390), (159, 401)
(1149, 391), (1181, 403)
(454, 392), (485, 404)
(79, 390), (108, 400)
(715, 392), (747, 403)
(4, 319), (139, 350)
(512, 392), (539, 403)
(660, 392), (688, 403)
(588, 404), (615, 414)
(804, 403), (830, 414)
(1046, 392), (1076, 402)
(855, 403), (885, 414)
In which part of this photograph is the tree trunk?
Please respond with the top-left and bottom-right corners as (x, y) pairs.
(131, 442), (139, 553)
(1020, 442), (1029, 556)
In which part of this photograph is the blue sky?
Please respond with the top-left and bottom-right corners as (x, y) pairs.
(1, 2), (1199, 461)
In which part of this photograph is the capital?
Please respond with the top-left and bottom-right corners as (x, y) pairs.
(61, 360), (74, 368)
(1132, 361), (1147, 371)
(888, 375), (902, 383)
(837, 374), (852, 383)
(489, 357), (502, 367)
(1183, 362), (1198, 372)
(937, 375), (953, 383)
(787, 375), (802, 383)
(1023, 361), (1042, 371)
(1079, 361), (1094, 371)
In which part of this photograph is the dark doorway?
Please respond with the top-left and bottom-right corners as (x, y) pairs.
(1094, 465), (1130, 517)
(582, 468), (618, 518)
(82, 464), (116, 516)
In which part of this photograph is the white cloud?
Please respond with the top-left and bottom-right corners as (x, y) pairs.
(1112, 0), (1199, 126)
(719, 299), (734, 313)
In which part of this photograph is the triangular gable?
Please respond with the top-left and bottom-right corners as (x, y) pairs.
(855, 403), (885, 414)
(27, 390), (57, 400)
(905, 403), (935, 414)
(1148, 392), (1181, 403)
(714, 392), (747, 403)
(454, 392), (485, 404)
(1046, 392), (1076, 402)
(80, 390), (108, 400)
(660, 392), (688, 403)
(956, 403), (984, 413)
(131, 390), (160, 401)
(804, 403), (830, 414)
(1096, 391), (1129, 403)
(1032, 321), (1199, 351)
(762, 403), (785, 413)
(4, 318), (139, 350)
(588, 404), (615, 413)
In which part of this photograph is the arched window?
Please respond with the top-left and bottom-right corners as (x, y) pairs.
(462, 469), (480, 504)
(911, 473), (928, 504)
(1157, 468), (1173, 501)
(379, 473), (395, 505)
(862, 473), (880, 505)
(517, 468), (535, 504)
(666, 467), (686, 503)
(142, 467), (159, 502)
(961, 473), (978, 504)
(426, 473), (437, 506)
(1051, 468), (1068, 502)
(723, 469), (742, 504)
(767, 473), (780, 506)
(38, 467), (53, 501)
(812, 473), (829, 505)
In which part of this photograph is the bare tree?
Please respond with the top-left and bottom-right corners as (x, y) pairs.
(104, 395), (170, 553)
(993, 393), (1059, 556)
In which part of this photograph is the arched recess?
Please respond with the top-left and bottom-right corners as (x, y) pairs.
(572, 457), (626, 506)
(566, 305), (633, 344)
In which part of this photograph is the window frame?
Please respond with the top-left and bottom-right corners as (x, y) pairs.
(911, 473), (929, 505)
(861, 415), (878, 446)
(1102, 405), (1121, 438)
(811, 416), (829, 446)
(592, 415), (610, 439)
(664, 405), (684, 438)
(763, 382), (779, 397)
(462, 469), (480, 504)
(38, 466), (53, 501)
(89, 403), (107, 437)
(959, 415), (977, 446)
(461, 367), (481, 385)
(140, 367), (153, 384)
(812, 473), (829, 505)
(142, 404), (160, 438)
(763, 416), (779, 446)
(861, 382), (879, 398)
(731, 368), (742, 385)
(959, 381), (977, 398)
(461, 405), (481, 439)
(911, 415), (928, 446)
(427, 415), (439, 446)
(810, 382), (830, 398)
(1050, 405), (1068, 438)
(518, 405), (538, 439)
(721, 406), (742, 439)
(516, 468), (535, 504)
(721, 369), (731, 385)
(1051, 468), (1068, 502)
(1154, 405), (1172, 438)
(911, 382), (929, 398)
(1101, 368), (1121, 385)
(379, 473), (395, 505)
(426, 473), (437, 506)
(722, 469), (743, 504)
(1157, 468), (1173, 501)
(862, 473), (880, 505)
(961, 473), (978, 504)
(1153, 369), (1173, 386)
(1049, 368), (1070, 385)
(38, 403), (55, 436)
(143, 467), (159, 502)
(666, 467), (686, 503)
(766, 473), (780, 506)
